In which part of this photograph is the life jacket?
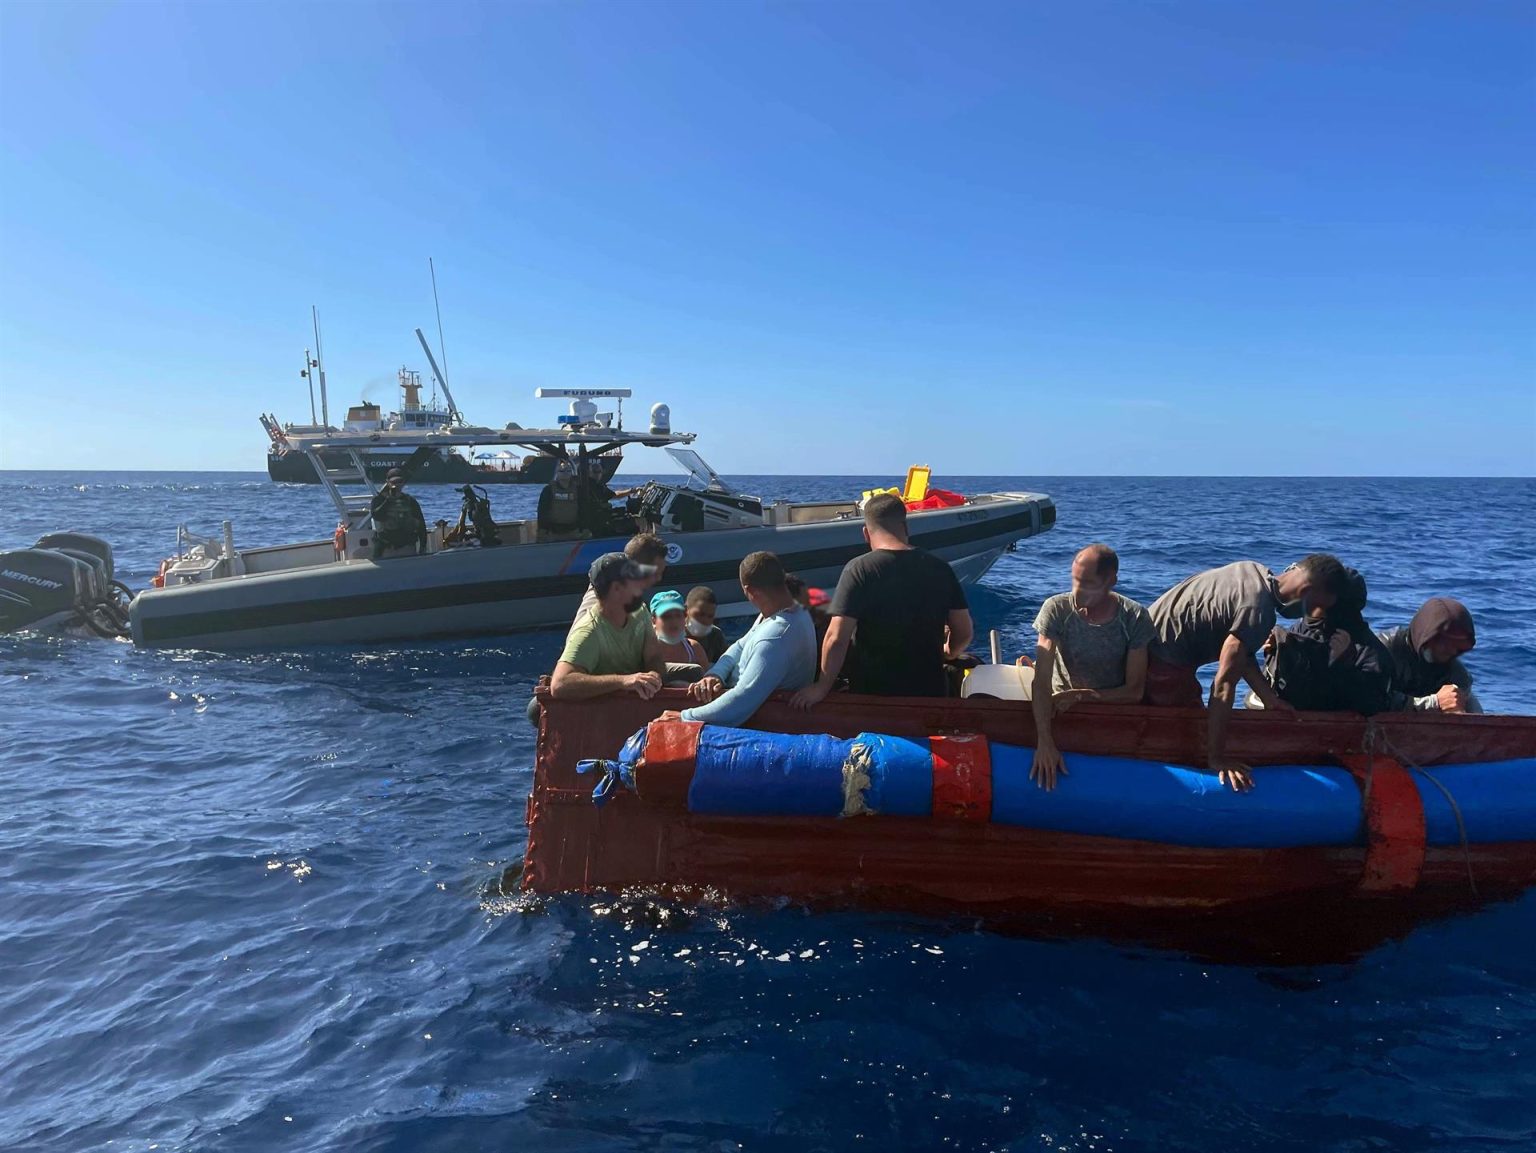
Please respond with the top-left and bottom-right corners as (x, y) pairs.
(544, 487), (580, 531)
(1265, 618), (1392, 715)
(372, 490), (425, 543)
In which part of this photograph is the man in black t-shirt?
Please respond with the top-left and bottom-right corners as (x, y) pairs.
(791, 492), (973, 705)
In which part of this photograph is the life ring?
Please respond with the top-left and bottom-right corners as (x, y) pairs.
(151, 558), (171, 589)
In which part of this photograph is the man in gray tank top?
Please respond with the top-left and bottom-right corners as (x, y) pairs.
(1028, 543), (1155, 790)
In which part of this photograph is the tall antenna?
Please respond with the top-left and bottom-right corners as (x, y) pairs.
(311, 305), (331, 429)
(415, 327), (461, 423)
(429, 257), (456, 420)
(301, 348), (318, 424)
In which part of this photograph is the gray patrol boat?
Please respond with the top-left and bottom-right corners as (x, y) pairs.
(2, 394), (1056, 650)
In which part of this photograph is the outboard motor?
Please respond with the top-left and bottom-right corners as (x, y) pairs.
(52, 549), (109, 602)
(0, 532), (133, 638)
(35, 532), (115, 583)
(0, 549), (92, 632)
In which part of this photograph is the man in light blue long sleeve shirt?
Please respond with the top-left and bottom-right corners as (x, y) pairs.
(664, 551), (817, 728)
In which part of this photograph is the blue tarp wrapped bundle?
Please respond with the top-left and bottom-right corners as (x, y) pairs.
(684, 726), (858, 817)
(577, 722), (1536, 851)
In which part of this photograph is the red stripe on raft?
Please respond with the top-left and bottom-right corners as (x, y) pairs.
(929, 733), (992, 821)
(1341, 754), (1426, 893)
(635, 719), (702, 808)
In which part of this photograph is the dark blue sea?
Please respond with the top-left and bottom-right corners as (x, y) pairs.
(2, 472), (1534, 1153)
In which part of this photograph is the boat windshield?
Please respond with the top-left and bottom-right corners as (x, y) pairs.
(664, 447), (731, 493)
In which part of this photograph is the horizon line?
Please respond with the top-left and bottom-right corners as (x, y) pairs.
(1, 469), (1532, 481)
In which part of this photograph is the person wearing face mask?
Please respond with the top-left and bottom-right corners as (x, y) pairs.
(684, 585), (729, 662)
(569, 532), (669, 632)
(649, 588), (712, 677)
(550, 552), (667, 700)
(1146, 553), (1347, 792)
(790, 493), (973, 709)
(659, 551), (817, 728)
(1027, 544), (1156, 790)
(1378, 597), (1482, 713)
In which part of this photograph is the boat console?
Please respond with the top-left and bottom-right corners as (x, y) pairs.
(628, 479), (765, 533)
(624, 446), (765, 533)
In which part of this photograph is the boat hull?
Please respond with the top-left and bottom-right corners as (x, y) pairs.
(265, 448), (620, 486)
(128, 494), (1053, 649)
(521, 694), (1536, 961)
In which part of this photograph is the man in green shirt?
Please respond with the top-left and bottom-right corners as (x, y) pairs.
(551, 552), (668, 700)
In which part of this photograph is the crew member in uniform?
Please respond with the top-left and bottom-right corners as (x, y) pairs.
(368, 468), (428, 559)
(536, 459), (583, 540)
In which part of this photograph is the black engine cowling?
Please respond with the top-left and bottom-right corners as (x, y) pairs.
(1, 533), (131, 637)
(35, 533), (115, 583)
(0, 548), (92, 631)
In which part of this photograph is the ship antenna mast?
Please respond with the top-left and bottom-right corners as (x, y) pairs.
(429, 257), (461, 423)
(311, 305), (331, 430)
(301, 348), (317, 424)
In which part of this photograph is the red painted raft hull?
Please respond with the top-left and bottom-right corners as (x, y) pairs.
(521, 688), (1536, 960)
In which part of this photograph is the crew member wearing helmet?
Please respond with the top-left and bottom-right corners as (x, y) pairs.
(368, 468), (429, 559)
(536, 458), (583, 541)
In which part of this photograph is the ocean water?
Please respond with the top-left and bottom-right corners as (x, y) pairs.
(2, 471), (1534, 1153)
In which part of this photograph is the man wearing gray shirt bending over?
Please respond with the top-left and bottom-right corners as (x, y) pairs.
(1030, 544), (1155, 791)
(1147, 554), (1346, 792)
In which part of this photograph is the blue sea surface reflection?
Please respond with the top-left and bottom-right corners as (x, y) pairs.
(1, 473), (1533, 1152)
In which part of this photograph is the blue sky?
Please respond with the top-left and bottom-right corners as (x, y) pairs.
(1, 1), (1531, 475)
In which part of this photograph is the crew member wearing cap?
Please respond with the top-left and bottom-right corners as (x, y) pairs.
(570, 532), (669, 629)
(551, 552), (667, 700)
(536, 458), (583, 541)
(368, 468), (428, 559)
(1378, 597), (1482, 713)
(649, 589), (712, 673)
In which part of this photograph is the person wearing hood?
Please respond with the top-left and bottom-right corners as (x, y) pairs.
(536, 459), (583, 540)
(1146, 554), (1347, 791)
(1379, 597), (1481, 713)
(1254, 567), (1394, 715)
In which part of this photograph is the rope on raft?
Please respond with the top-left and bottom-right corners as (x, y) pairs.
(1365, 719), (1479, 899)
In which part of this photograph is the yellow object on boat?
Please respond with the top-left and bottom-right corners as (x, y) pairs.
(861, 465), (932, 506)
(903, 465), (931, 503)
